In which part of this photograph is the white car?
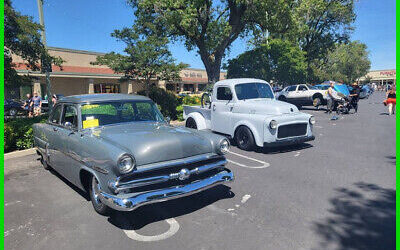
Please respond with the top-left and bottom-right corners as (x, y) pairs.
(183, 78), (315, 151)
(275, 84), (327, 108)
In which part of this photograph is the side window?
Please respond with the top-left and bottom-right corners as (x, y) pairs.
(61, 105), (78, 129)
(298, 85), (307, 91)
(287, 86), (296, 92)
(49, 105), (62, 124)
(216, 87), (232, 101)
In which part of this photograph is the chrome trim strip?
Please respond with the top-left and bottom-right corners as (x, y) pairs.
(111, 159), (227, 193)
(99, 169), (234, 211)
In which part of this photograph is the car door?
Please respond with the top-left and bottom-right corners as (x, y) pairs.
(296, 85), (310, 102)
(211, 86), (234, 134)
(56, 104), (81, 184)
(285, 85), (298, 101)
(45, 104), (64, 171)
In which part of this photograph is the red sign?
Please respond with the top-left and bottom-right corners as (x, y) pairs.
(380, 70), (396, 76)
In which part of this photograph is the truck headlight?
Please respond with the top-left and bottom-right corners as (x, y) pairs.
(269, 120), (278, 129)
(218, 139), (230, 154)
(117, 154), (136, 174)
(309, 116), (316, 125)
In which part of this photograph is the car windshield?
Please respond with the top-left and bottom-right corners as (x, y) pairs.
(81, 100), (164, 129)
(235, 82), (274, 100)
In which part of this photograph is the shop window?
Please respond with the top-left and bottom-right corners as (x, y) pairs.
(94, 83), (120, 93)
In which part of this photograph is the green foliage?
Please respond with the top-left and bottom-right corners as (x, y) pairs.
(5, 0), (63, 86)
(92, 26), (187, 95)
(128, 0), (292, 83)
(138, 87), (179, 120)
(5, 116), (48, 152)
(320, 41), (371, 83)
(226, 39), (307, 85)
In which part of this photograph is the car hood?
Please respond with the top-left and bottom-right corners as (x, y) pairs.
(91, 122), (213, 166)
(233, 99), (299, 116)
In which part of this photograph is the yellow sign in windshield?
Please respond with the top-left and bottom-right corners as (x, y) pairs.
(83, 119), (99, 129)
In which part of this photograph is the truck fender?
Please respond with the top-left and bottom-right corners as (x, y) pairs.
(233, 121), (264, 147)
(186, 112), (208, 130)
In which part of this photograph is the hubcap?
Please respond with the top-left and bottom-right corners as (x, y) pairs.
(92, 178), (101, 205)
(238, 131), (248, 146)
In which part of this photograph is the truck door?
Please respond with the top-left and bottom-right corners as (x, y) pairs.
(211, 86), (233, 134)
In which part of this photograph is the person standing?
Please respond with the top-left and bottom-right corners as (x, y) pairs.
(349, 82), (360, 113)
(22, 93), (33, 117)
(326, 82), (336, 114)
(385, 86), (396, 115)
(31, 92), (42, 117)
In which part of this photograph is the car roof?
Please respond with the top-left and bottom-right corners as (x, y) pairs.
(58, 94), (151, 104)
(215, 78), (269, 88)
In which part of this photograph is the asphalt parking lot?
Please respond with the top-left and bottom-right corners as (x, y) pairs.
(5, 92), (395, 250)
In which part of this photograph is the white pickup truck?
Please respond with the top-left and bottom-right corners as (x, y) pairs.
(183, 78), (315, 151)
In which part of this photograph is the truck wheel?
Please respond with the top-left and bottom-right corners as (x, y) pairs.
(90, 176), (111, 216)
(235, 126), (255, 151)
(185, 117), (197, 129)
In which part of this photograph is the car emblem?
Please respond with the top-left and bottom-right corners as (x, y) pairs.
(178, 168), (191, 180)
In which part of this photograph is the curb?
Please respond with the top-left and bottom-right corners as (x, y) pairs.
(4, 148), (37, 160)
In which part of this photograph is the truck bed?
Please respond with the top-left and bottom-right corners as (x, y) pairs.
(183, 105), (211, 121)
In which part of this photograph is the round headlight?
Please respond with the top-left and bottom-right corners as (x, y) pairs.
(117, 154), (135, 174)
(219, 139), (230, 154)
(309, 116), (316, 125)
(269, 120), (278, 129)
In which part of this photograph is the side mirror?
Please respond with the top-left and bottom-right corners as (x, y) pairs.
(64, 121), (73, 129)
(166, 117), (171, 124)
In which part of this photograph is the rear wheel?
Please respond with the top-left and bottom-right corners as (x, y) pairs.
(89, 176), (111, 215)
(185, 117), (197, 129)
(313, 96), (323, 109)
(39, 153), (51, 170)
(235, 126), (255, 151)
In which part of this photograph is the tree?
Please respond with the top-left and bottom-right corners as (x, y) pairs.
(226, 39), (307, 85)
(286, 0), (356, 82)
(128, 0), (293, 84)
(322, 41), (370, 83)
(4, 0), (62, 86)
(92, 27), (187, 96)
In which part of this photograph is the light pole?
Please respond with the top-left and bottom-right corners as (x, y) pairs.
(37, 0), (52, 109)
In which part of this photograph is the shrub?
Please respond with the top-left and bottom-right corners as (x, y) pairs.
(138, 87), (179, 120)
(5, 115), (48, 153)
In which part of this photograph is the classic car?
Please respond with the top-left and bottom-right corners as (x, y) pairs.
(33, 94), (234, 215)
(5, 99), (25, 117)
(183, 79), (315, 151)
(275, 84), (327, 108)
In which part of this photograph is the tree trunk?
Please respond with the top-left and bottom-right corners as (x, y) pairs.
(200, 52), (223, 85)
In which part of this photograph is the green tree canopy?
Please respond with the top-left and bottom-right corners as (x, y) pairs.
(226, 39), (307, 85)
(92, 26), (187, 96)
(320, 41), (371, 83)
(128, 0), (294, 84)
(5, 0), (62, 86)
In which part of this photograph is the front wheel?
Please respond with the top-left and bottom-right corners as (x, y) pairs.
(90, 176), (111, 215)
(235, 126), (255, 151)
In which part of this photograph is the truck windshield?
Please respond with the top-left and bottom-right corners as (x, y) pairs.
(81, 101), (164, 129)
(235, 83), (274, 100)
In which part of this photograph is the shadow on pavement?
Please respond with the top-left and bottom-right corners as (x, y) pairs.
(108, 185), (234, 230)
(48, 168), (90, 201)
(257, 143), (313, 154)
(313, 182), (395, 250)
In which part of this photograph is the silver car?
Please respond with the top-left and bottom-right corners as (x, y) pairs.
(33, 94), (234, 215)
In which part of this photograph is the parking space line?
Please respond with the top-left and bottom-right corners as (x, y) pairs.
(123, 218), (180, 242)
(227, 151), (270, 169)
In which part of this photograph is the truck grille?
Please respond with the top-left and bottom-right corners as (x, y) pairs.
(277, 123), (307, 139)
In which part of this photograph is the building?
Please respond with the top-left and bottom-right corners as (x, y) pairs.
(358, 69), (396, 86)
(7, 47), (226, 100)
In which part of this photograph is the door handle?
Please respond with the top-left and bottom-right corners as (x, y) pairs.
(53, 127), (58, 132)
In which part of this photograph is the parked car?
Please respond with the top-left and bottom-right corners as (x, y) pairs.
(4, 99), (24, 116)
(33, 94), (234, 215)
(275, 84), (327, 108)
(183, 78), (315, 151)
(359, 85), (373, 99)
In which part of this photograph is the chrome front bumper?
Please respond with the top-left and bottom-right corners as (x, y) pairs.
(98, 169), (234, 211)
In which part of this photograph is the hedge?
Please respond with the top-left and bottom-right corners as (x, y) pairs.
(5, 116), (48, 153)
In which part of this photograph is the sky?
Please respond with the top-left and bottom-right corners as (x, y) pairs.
(13, 0), (396, 70)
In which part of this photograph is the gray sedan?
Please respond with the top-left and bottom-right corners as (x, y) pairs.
(33, 94), (234, 215)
